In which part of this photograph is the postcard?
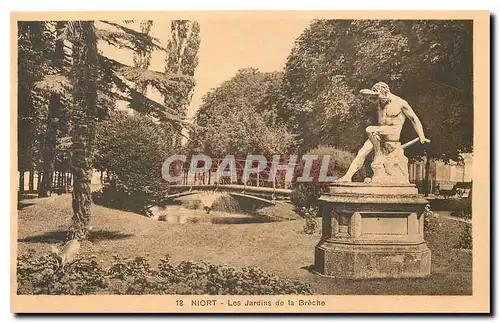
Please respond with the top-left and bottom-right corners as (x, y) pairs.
(11, 10), (490, 313)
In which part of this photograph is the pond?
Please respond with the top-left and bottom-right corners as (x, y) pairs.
(149, 193), (298, 224)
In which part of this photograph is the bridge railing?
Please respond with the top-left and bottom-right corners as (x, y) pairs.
(169, 158), (298, 190)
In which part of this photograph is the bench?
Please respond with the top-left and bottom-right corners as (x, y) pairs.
(438, 181), (472, 199)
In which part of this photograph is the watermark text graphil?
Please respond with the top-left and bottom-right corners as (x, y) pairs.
(161, 154), (338, 183)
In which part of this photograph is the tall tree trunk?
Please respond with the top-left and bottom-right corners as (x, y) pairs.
(38, 94), (61, 197)
(423, 156), (432, 196)
(19, 171), (25, 194)
(28, 169), (34, 192)
(36, 169), (41, 190)
(69, 21), (98, 241)
(59, 172), (63, 189)
(39, 22), (65, 197)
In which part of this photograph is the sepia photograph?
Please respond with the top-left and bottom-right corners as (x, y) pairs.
(11, 10), (490, 313)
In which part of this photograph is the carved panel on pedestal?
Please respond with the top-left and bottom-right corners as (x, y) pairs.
(360, 213), (410, 236)
(335, 211), (351, 238)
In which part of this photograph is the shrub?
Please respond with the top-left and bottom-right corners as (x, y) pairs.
(452, 194), (472, 219)
(17, 251), (312, 295)
(455, 224), (472, 250)
(290, 183), (322, 210)
(17, 249), (107, 295)
(300, 207), (319, 234)
(93, 112), (173, 214)
(423, 204), (441, 233)
(429, 196), (472, 219)
(290, 183), (321, 234)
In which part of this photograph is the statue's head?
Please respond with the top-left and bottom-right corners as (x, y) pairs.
(360, 82), (391, 104)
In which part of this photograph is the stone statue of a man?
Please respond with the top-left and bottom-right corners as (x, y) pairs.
(337, 82), (430, 183)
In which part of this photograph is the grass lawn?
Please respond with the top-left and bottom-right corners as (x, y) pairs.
(16, 194), (472, 295)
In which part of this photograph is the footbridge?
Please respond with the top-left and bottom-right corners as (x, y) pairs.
(165, 184), (292, 205)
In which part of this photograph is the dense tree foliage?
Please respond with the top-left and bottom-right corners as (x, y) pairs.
(93, 112), (172, 214)
(18, 22), (52, 175)
(130, 20), (154, 112)
(163, 20), (201, 148)
(190, 68), (295, 158)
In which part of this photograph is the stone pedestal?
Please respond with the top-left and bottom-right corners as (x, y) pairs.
(314, 183), (431, 279)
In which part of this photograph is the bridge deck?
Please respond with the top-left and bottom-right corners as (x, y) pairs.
(170, 184), (290, 194)
(166, 184), (292, 203)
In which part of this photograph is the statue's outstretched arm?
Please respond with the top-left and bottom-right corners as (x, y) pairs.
(401, 101), (430, 144)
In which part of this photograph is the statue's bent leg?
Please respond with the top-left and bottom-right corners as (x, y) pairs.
(366, 126), (384, 157)
(337, 139), (373, 182)
(365, 125), (404, 183)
